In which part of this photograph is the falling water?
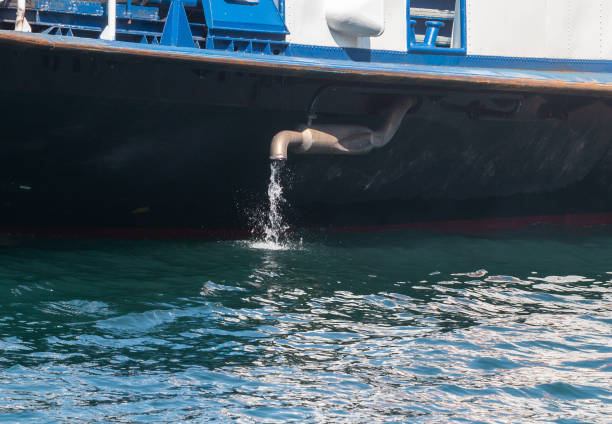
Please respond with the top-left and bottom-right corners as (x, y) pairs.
(250, 161), (291, 250)
(263, 160), (288, 246)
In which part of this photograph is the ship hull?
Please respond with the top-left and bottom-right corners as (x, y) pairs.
(1, 35), (612, 232)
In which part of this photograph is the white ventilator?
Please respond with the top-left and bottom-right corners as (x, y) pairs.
(15, 0), (31, 32)
(100, 0), (116, 40)
(325, 0), (385, 37)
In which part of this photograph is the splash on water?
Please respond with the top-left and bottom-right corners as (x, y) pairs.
(250, 161), (296, 250)
(264, 161), (287, 246)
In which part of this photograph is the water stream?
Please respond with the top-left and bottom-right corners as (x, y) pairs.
(250, 161), (293, 250)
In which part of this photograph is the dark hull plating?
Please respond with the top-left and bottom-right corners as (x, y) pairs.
(2, 39), (612, 232)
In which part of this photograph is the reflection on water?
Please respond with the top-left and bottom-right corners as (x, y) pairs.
(0, 229), (611, 422)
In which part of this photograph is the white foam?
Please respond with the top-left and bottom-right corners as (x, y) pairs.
(249, 240), (292, 251)
(247, 239), (304, 251)
(527, 275), (595, 284)
(451, 269), (488, 278)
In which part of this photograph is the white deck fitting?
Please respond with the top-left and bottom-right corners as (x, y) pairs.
(326, 0), (385, 38)
(285, 0), (407, 51)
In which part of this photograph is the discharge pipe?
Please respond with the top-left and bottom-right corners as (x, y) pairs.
(270, 97), (416, 161)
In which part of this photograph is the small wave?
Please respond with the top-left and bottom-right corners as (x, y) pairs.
(0, 337), (31, 351)
(452, 269), (488, 278)
(39, 300), (112, 316)
(485, 275), (529, 284)
(528, 275), (595, 284)
(200, 281), (246, 296)
(10, 282), (54, 297)
(96, 309), (178, 332)
(95, 305), (214, 333)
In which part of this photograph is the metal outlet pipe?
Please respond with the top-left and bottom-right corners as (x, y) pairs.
(270, 97), (416, 160)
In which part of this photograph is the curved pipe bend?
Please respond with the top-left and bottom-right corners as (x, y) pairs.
(270, 97), (416, 160)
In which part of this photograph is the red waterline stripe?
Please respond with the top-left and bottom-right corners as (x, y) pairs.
(330, 212), (612, 233)
(0, 226), (251, 240)
(1, 212), (612, 239)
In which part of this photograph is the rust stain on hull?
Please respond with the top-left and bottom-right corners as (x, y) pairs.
(1, 31), (611, 98)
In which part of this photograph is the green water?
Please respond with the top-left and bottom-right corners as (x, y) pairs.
(0, 229), (611, 422)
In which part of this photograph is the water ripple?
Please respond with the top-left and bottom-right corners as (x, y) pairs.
(0, 232), (611, 422)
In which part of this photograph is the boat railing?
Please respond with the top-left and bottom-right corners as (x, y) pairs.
(1, 0), (290, 51)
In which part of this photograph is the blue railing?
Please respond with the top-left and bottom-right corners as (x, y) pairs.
(0, 0), (289, 54)
(407, 0), (466, 54)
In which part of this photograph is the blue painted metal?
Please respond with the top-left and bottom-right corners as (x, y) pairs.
(161, 1), (194, 47)
(277, 0), (285, 21)
(0, 11), (163, 35)
(460, 0), (467, 52)
(202, 0), (288, 36)
(116, 3), (159, 20)
(146, 0), (200, 7)
(407, 0), (466, 54)
(459, 0), (467, 53)
(206, 34), (287, 54)
(201, 0), (288, 54)
(424, 20), (444, 46)
(409, 19), (416, 45)
(34, 0), (159, 20)
(285, 43), (612, 73)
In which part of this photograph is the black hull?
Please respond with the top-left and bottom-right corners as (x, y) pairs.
(2, 38), (612, 232)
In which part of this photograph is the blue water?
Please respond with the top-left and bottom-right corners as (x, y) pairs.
(0, 229), (611, 423)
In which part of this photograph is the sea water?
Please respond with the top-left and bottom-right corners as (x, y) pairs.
(0, 229), (611, 422)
